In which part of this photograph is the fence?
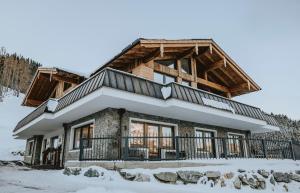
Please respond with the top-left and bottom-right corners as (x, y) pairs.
(79, 136), (295, 161)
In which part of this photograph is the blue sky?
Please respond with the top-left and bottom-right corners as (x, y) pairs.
(0, 0), (299, 120)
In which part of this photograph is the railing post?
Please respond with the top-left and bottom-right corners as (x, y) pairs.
(289, 140), (296, 160)
(175, 136), (180, 160)
(222, 138), (228, 159)
(262, 139), (267, 158)
(79, 138), (83, 161)
(124, 137), (129, 161)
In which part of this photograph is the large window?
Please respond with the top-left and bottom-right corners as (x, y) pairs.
(155, 60), (176, 69)
(73, 123), (94, 149)
(154, 72), (175, 84)
(195, 129), (216, 157)
(180, 58), (191, 74)
(129, 121), (175, 149)
(227, 133), (245, 157)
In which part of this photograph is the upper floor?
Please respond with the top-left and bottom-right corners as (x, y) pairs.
(22, 39), (262, 108)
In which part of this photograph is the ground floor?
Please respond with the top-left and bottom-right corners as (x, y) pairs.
(22, 108), (294, 168)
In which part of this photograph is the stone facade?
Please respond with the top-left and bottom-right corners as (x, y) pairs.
(63, 108), (250, 164)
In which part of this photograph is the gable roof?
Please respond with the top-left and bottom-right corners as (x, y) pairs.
(91, 38), (261, 97)
(22, 67), (86, 107)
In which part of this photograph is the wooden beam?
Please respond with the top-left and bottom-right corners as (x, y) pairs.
(176, 47), (195, 59)
(140, 42), (210, 48)
(26, 98), (43, 106)
(205, 59), (225, 72)
(229, 82), (250, 93)
(211, 45), (253, 87)
(213, 71), (230, 87)
(197, 77), (229, 93)
(160, 43), (164, 57)
(142, 48), (160, 63)
(52, 74), (80, 84)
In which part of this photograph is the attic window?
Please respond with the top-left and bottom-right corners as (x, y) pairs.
(63, 82), (72, 91)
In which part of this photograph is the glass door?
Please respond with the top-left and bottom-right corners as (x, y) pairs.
(227, 134), (245, 158)
(195, 129), (216, 158)
(147, 124), (159, 159)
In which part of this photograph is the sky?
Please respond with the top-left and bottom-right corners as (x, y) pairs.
(0, 0), (299, 120)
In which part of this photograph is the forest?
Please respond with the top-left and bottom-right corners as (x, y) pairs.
(0, 47), (41, 101)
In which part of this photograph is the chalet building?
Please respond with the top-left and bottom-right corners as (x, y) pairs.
(13, 39), (292, 169)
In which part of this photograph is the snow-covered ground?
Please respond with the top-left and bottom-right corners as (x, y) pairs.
(0, 159), (300, 193)
(0, 90), (33, 160)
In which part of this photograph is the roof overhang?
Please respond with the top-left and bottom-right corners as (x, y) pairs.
(91, 38), (261, 97)
(22, 67), (86, 107)
(14, 86), (279, 139)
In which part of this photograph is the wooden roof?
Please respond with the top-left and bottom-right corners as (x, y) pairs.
(92, 38), (261, 97)
(22, 67), (86, 107)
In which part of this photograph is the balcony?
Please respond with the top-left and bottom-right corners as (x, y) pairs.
(14, 68), (279, 137)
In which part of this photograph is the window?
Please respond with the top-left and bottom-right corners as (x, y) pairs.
(181, 80), (191, 86)
(27, 141), (34, 156)
(51, 136), (59, 149)
(155, 60), (176, 69)
(227, 133), (245, 157)
(180, 58), (191, 74)
(73, 123), (94, 149)
(129, 121), (175, 149)
(154, 72), (175, 84)
(63, 82), (72, 91)
(195, 129), (216, 157)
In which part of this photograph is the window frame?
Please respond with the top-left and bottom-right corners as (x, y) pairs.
(72, 124), (94, 150)
(129, 118), (178, 149)
(69, 119), (95, 151)
(194, 127), (218, 158)
(227, 132), (247, 157)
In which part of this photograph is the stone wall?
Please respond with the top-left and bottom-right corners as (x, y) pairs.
(63, 108), (250, 164)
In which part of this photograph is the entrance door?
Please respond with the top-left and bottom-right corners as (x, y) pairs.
(147, 124), (159, 159)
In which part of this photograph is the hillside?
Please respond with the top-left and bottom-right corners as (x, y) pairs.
(0, 47), (41, 100)
(0, 89), (33, 160)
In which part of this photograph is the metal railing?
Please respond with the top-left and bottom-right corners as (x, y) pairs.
(79, 135), (294, 161)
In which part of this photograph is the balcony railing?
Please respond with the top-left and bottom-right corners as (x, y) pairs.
(79, 135), (295, 161)
(14, 68), (279, 132)
(13, 100), (49, 132)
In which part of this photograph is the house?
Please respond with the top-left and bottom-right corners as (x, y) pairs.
(13, 39), (293, 169)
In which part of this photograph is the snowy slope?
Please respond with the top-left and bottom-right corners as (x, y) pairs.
(0, 90), (33, 160)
